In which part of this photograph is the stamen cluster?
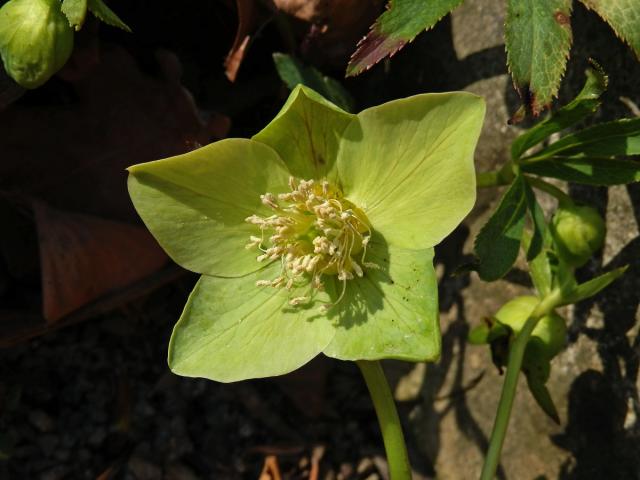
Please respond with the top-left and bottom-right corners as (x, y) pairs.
(246, 177), (377, 307)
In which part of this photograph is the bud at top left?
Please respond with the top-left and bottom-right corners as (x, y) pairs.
(0, 0), (74, 88)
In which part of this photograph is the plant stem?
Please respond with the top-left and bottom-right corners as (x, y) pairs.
(480, 290), (562, 480)
(357, 360), (412, 480)
(477, 163), (516, 188)
(525, 176), (574, 207)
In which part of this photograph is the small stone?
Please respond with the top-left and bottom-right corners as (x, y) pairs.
(128, 455), (162, 480)
(164, 463), (198, 480)
(357, 457), (374, 474)
(39, 465), (70, 480)
(337, 462), (353, 480)
(324, 470), (336, 480)
(29, 410), (55, 433)
(37, 434), (59, 457)
(88, 427), (107, 447)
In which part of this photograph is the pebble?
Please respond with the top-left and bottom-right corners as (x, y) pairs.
(28, 410), (55, 433)
(164, 463), (198, 480)
(357, 457), (374, 474)
(39, 465), (70, 480)
(128, 455), (163, 480)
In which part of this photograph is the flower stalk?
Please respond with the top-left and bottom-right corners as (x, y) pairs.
(357, 360), (412, 480)
(480, 289), (563, 480)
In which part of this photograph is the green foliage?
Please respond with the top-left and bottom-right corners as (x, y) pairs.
(348, 0), (638, 115)
(61, 0), (88, 30)
(510, 65), (608, 160)
(473, 175), (527, 281)
(558, 266), (628, 306)
(86, 0), (130, 32)
(505, 0), (573, 116)
(522, 158), (640, 185)
(526, 118), (640, 159)
(523, 180), (547, 260)
(581, 0), (640, 57)
(346, 0), (464, 77)
(273, 53), (355, 112)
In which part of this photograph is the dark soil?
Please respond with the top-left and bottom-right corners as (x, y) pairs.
(0, 277), (427, 480)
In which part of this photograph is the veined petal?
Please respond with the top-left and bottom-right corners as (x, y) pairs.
(322, 236), (440, 361)
(253, 84), (355, 180)
(168, 265), (336, 382)
(337, 92), (485, 249)
(128, 138), (290, 277)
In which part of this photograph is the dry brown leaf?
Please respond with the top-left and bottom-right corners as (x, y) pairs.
(273, 0), (383, 66)
(259, 455), (282, 480)
(225, 0), (259, 82)
(34, 201), (168, 322)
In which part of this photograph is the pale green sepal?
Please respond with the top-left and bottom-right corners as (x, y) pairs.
(168, 267), (336, 382)
(337, 92), (485, 250)
(127, 138), (291, 277)
(252, 84), (355, 180)
(61, 0), (88, 30)
(323, 238), (440, 362)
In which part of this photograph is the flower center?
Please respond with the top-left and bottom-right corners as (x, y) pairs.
(246, 177), (378, 308)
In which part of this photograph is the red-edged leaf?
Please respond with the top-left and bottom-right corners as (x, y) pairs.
(346, 0), (463, 77)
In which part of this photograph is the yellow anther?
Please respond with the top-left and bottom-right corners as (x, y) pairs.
(246, 176), (375, 310)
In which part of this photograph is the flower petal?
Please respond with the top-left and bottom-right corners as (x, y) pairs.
(337, 92), (485, 249)
(128, 138), (290, 277)
(253, 85), (355, 179)
(168, 266), (336, 382)
(322, 237), (440, 362)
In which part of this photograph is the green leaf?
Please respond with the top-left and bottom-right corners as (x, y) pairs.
(468, 323), (491, 345)
(346, 0), (464, 77)
(87, 0), (130, 32)
(525, 117), (640, 160)
(323, 240), (440, 362)
(61, 0), (88, 30)
(273, 53), (355, 113)
(524, 180), (547, 260)
(337, 92), (485, 250)
(579, 0), (640, 57)
(526, 370), (560, 423)
(558, 266), (628, 306)
(127, 138), (291, 277)
(253, 85), (355, 180)
(505, 0), (573, 116)
(511, 65), (607, 160)
(474, 175), (528, 281)
(523, 230), (554, 297)
(168, 267), (335, 382)
(522, 157), (640, 185)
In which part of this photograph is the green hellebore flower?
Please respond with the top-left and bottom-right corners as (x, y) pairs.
(0, 0), (74, 88)
(128, 86), (485, 382)
(550, 204), (606, 268)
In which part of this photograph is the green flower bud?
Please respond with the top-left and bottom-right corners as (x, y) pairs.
(0, 0), (74, 88)
(550, 204), (605, 267)
(495, 295), (567, 359)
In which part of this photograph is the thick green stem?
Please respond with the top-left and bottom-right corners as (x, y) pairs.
(480, 290), (562, 480)
(357, 360), (412, 480)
